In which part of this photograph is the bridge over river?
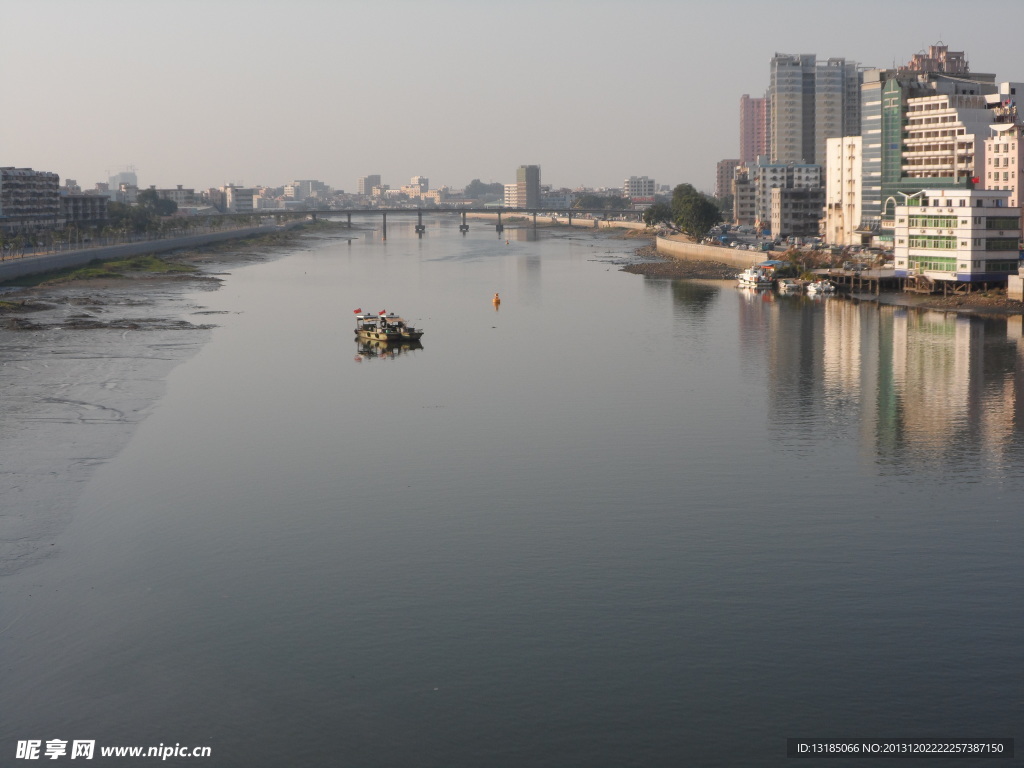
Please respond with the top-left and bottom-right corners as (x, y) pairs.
(237, 207), (646, 240)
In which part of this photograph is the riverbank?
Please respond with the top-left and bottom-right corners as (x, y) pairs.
(623, 246), (1024, 315)
(0, 220), (346, 330)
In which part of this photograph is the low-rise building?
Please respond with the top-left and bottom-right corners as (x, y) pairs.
(60, 192), (107, 226)
(624, 175), (656, 206)
(732, 166), (756, 227)
(224, 185), (256, 213)
(770, 186), (826, 238)
(504, 183), (520, 208)
(893, 188), (1021, 284)
(1, 167), (61, 232)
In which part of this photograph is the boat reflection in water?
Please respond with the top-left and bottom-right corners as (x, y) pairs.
(353, 338), (424, 363)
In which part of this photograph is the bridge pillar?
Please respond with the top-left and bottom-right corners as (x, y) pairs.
(459, 210), (469, 234)
(567, 212), (572, 227)
(415, 209), (426, 237)
(496, 210), (504, 234)
(532, 212), (537, 230)
(381, 212), (387, 241)
(346, 213), (351, 228)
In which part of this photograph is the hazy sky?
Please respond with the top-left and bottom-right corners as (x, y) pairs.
(4, 0), (1024, 194)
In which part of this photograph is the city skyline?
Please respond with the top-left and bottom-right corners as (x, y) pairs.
(4, 0), (1024, 193)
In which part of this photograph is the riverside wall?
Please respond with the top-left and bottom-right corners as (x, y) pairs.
(0, 222), (305, 283)
(655, 236), (762, 270)
(464, 213), (754, 268)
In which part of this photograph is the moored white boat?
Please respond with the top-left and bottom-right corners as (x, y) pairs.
(776, 278), (803, 293)
(737, 266), (773, 289)
(805, 280), (836, 295)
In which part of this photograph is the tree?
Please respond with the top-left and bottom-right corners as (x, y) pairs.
(573, 194), (631, 210)
(464, 179), (504, 200)
(137, 188), (178, 217)
(670, 183), (722, 241)
(642, 202), (673, 226)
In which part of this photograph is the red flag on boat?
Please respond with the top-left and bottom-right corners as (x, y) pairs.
(379, 310), (386, 315)
(353, 308), (362, 314)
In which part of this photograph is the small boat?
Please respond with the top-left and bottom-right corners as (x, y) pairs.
(805, 280), (836, 295)
(776, 278), (803, 293)
(737, 266), (773, 288)
(354, 311), (424, 342)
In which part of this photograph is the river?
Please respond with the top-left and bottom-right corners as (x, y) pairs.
(1, 218), (1021, 766)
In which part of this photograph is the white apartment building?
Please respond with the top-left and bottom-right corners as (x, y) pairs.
(901, 93), (992, 185)
(893, 188), (1021, 284)
(981, 87), (1022, 217)
(504, 183), (520, 208)
(823, 136), (862, 245)
(224, 185), (255, 213)
(623, 175), (655, 202)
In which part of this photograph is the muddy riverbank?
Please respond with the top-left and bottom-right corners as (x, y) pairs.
(0, 223), (354, 575)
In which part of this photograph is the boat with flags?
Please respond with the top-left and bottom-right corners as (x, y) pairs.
(353, 309), (424, 342)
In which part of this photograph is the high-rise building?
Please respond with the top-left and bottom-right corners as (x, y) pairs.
(863, 47), (999, 243)
(358, 175), (381, 196)
(739, 94), (769, 164)
(770, 53), (817, 164)
(814, 58), (861, 166)
(823, 136), (862, 245)
(515, 165), (541, 209)
(769, 53), (860, 166)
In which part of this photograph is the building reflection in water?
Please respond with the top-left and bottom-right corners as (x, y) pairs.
(745, 295), (1024, 478)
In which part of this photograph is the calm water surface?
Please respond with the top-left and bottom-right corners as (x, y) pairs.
(2, 219), (1022, 766)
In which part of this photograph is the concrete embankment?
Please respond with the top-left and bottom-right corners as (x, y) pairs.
(463, 214), (757, 269)
(655, 236), (764, 270)
(0, 221), (306, 283)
